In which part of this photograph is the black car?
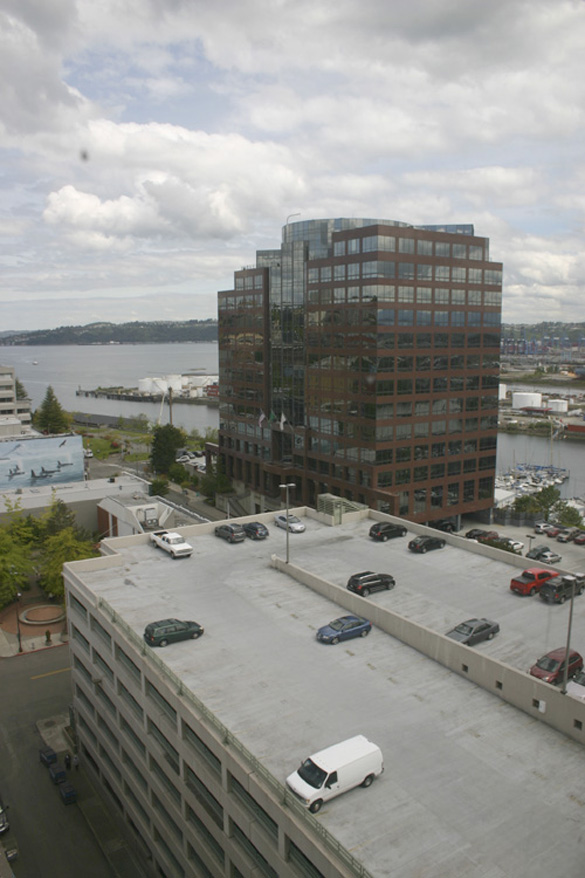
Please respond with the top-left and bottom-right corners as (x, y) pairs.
(539, 574), (585, 604)
(465, 528), (487, 540)
(144, 619), (204, 647)
(408, 535), (445, 553)
(242, 521), (269, 540)
(214, 523), (246, 543)
(346, 571), (395, 597)
(446, 618), (500, 645)
(369, 522), (407, 541)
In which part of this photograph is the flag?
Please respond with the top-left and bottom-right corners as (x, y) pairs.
(279, 412), (287, 431)
(258, 411), (266, 427)
(268, 411), (277, 423)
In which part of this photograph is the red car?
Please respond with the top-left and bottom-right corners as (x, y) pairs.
(546, 526), (564, 538)
(530, 648), (583, 685)
(573, 533), (585, 546)
(510, 568), (557, 597)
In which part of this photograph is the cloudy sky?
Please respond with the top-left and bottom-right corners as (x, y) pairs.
(1, 0), (585, 331)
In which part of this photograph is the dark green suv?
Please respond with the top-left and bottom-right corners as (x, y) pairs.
(144, 619), (204, 647)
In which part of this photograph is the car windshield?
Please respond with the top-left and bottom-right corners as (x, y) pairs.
(287, 515), (300, 523)
(537, 657), (560, 672)
(455, 623), (473, 635)
(297, 758), (327, 789)
(328, 619), (345, 631)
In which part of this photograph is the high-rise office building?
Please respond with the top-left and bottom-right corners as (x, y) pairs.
(218, 218), (502, 523)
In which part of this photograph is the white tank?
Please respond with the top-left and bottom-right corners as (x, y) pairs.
(548, 398), (568, 413)
(499, 383), (507, 400)
(512, 392), (542, 409)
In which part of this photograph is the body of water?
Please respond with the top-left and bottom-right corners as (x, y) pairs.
(1, 344), (584, 495)
(0, 343), (220, 435)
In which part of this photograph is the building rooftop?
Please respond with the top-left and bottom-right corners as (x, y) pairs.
(77, 512), (585, 877)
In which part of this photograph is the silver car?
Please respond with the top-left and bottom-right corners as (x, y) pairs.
(274, 513), (305, 533)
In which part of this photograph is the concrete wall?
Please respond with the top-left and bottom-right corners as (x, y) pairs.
(271, 556), (585, 746)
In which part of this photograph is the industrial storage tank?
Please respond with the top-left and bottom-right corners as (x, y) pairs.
(548, 398), (569, 413)
(512, 392), (542, 409)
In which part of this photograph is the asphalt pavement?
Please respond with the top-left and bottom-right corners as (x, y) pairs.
(0, 643), (144, 877)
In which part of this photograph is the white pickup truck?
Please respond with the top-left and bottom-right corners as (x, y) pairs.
(150, 530), (193, 558)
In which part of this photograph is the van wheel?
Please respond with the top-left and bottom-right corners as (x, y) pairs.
(159, 639), (168, 647)
(309, 799), (323, 813)
(383, 535), (389, 542)
(361, 774), (374, 788)
(361, 588), (370, 597)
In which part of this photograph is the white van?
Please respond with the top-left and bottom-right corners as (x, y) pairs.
(286, 735), (383, 813)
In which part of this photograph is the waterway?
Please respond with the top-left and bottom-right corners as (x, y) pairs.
(1, 344), (584, 495)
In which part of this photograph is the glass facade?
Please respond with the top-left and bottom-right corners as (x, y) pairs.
(218, 218), (502, 523)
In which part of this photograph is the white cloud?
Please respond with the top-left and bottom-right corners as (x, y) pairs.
(1, 0), (585, 328)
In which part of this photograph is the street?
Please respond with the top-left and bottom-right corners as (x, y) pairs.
(0, 647), (114, 878)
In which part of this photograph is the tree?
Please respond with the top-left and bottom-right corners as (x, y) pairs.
(39, 528), (96, 599)
(150, 424), (187, 473)
(149, 477), (169, 497)
(534, 486), (561, 520)
(15, 378), (28, 399)
(33, 386), (71, 433)
(551, 501), (583, 528)
(39, 494), (78, 538)
(0, 529), (33, 607)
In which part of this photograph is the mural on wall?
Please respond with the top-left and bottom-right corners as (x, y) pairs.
(0, 435), (85, 491)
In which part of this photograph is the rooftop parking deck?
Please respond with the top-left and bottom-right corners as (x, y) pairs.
(77, 512), (585, 877)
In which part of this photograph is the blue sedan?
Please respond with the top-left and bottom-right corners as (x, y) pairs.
(316, 614), (372, 644)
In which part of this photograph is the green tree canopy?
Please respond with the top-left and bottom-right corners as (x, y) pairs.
(150, 424), (187, 473)
(15, 378), (28, 399)
(0, 529), (34, 606)
(33, 386), (71, 433)
(40, 528), (96, 598)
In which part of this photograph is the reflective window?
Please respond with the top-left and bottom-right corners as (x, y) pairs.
(398, 237), (415, 253)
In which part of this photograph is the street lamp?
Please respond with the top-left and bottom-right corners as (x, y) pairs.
(15, 591), (22, 653)
(279, 482), (295, 564)
(561, 577), (577, 695)
(525, 534), (535, 554)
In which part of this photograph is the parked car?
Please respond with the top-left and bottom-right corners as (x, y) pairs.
(573, 532), (585, 546)
(529, 648), (583, 685)
(536, 549), (562, 565)
(534, 521), (552, 534)
(539, 574), (585, 604)
(346, 571), (395, 597)
(274, 513), (305, 533)
(546, 526), (565, 539)
(566, 670), (585, 702)
(369, 522), (407, 541)
(408, 535), (445, 553)
(502, 538), (524, 553)
(214, 523), (246, 543)
(465, 528), (489, 540)
(242, 521), (269, 540)
(557, 528), (580, 543)
(526, 544), (557, 561)
(0, 793), (8, 834)
(316, 614), (372, 644)
(144, 619), (204, 647)
(446, 618), (500, 646)
(510, 568), (557, 597)
(429, 519), (457, 533)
